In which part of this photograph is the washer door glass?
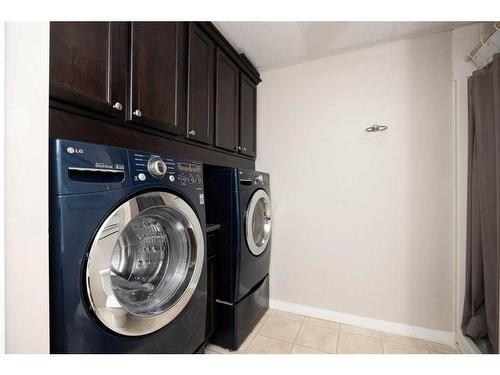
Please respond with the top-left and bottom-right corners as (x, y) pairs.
(86, 191), (204, 336)
(245, 189), (272, 256)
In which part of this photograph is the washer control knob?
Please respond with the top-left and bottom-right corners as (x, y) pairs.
(147, 157), (167, 178)
(138, 173), (146, 181)
(256, 174), (264, 183)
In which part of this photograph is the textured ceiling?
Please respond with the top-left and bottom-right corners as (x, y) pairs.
(214, 22), (472, 71)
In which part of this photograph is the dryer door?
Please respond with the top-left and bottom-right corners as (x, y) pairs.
(245, 189), (272, 256)
(85, 191), (204, 336)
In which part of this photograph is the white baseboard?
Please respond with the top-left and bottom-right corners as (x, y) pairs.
(270, 299), (455, 346)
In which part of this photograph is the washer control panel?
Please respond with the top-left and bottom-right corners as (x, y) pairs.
(128, 151), (203, 189)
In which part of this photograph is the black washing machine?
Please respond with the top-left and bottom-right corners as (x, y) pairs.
(204, 167), (272, 350)
(50, 139), (207, 353)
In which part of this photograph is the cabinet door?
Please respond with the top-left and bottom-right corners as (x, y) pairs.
(130, 22), (186, 135)
(215, 49), (239, 152)
(187, 24), (215, 144)
(239, 74), (257, 158)
(50, 22), (127, 118)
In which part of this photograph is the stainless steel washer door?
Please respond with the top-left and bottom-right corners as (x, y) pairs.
(245, 189), (272, 256)
(85, 191), (204, 336)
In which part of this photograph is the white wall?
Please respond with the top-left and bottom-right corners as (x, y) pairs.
(257, 32), (455, 335)
(5, 22), (50, 353)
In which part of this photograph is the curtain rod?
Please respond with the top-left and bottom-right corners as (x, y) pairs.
(465, 22), (500, 62)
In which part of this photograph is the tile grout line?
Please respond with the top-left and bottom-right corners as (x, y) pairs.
(243, 313), (269, 353)
(259, 313), (305, 345)
(240, 311), (273, 354)
(271, 310), (306, 323)
(295, 322), (341, 354)
(242, 331), (257, 354)
(382, 339), (431, 354)
(288, 318), (304, 352)
(425, 341), (430, 354)
(335, 327), (340, 354)
(255, 314), (268, 334)
(340, 324), (383, 341)
(378, 332), (384, 354)
(382, 338), (428, 350)
(291, 321), (304, 348)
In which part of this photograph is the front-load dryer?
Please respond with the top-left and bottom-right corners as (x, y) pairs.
(49, 139), (207, 353)
(204, 167), (272, 350)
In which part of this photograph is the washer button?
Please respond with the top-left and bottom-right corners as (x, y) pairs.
(138, 173), (146, 181)
(169, 175), (175, 182)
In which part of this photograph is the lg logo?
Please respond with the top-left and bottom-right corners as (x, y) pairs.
(67, 147), (84, 154)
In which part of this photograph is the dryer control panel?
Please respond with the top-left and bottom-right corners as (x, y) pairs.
(238, 169), (270, 188)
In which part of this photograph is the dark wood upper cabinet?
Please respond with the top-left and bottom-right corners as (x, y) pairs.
(49, 22), (261, 163)
(239, 74), (257, 158)
(130, 22), (186, 135)
(215, 49), (239, 153)
(186, 24), (215, 145)
(50, 22), (127, 118)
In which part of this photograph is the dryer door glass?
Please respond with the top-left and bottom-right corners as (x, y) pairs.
(245, 189), (272, 256)
(85, 191), (204, 336)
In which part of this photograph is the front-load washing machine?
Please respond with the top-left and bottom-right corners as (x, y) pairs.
(204, 167), (272, 350)
(49, 139), (207, 353)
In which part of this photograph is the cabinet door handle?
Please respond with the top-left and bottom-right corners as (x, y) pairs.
(242, 147), (247, 151)
(113, 102), (123, 111)
(188, 130), (196, 136)
(133, 109), (142, 117)
(235, 146), (242, 151)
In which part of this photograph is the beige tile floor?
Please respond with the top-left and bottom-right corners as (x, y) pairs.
(205, 309), (460, 354)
